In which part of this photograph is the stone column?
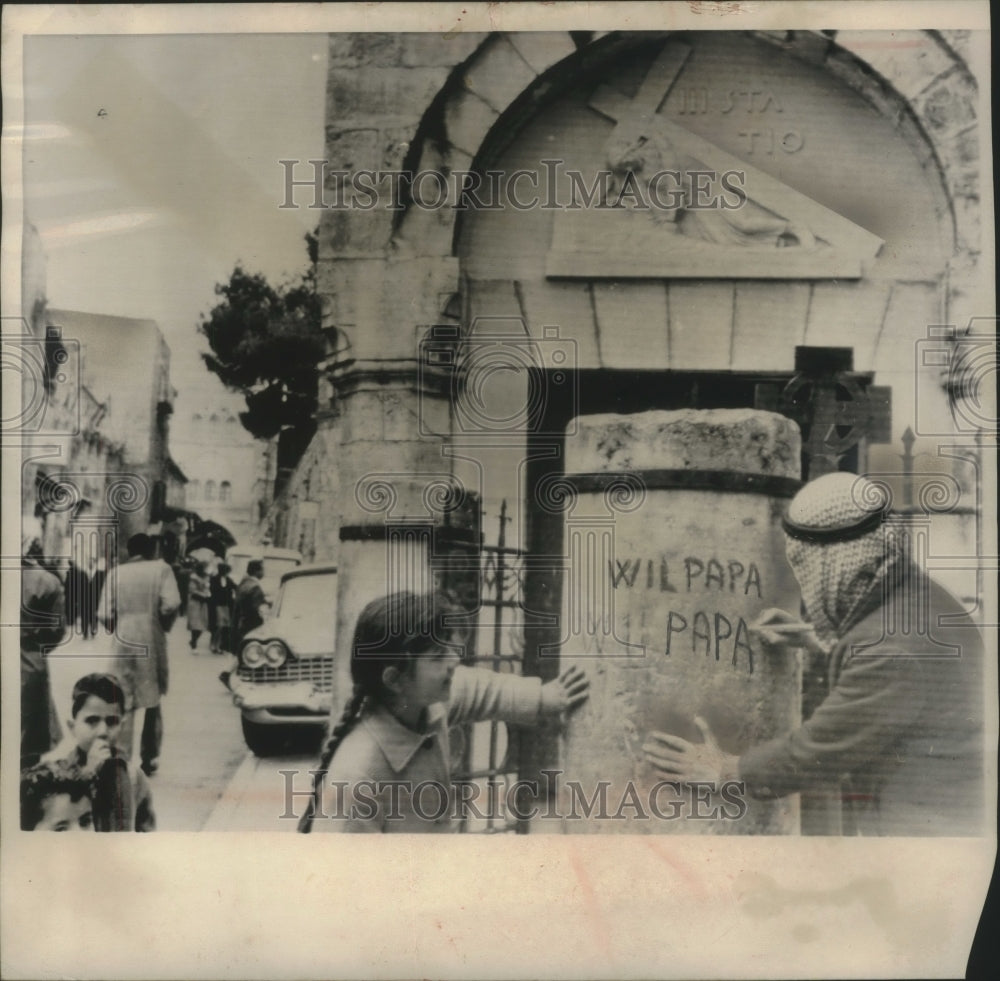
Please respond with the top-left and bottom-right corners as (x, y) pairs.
(549, 409), (803, 835)
(327, 363), (480, 712)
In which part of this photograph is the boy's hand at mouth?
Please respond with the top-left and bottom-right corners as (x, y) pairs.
(83, 737), (113, 776)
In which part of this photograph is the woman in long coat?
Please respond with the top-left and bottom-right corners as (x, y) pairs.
(186, 561), (211, 651)
(209, 563), (237, 655)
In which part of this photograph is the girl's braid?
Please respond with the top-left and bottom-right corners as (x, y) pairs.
(296, 683), (367, 833)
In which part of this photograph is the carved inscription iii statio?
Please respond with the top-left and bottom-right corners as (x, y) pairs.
(676, 86), (805, 156)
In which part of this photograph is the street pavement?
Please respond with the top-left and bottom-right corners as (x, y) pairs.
(47, 616), (317, 831)
(201, 748), (318, 832)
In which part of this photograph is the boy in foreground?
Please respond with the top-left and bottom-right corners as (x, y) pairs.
(42, 673), (156, 832)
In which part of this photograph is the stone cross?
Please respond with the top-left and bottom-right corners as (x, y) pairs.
(778, 347), (892, 478)
(592, 41), (693, 145)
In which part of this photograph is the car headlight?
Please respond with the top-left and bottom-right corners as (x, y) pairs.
(264, 640), (288, 668)
(242, 640), (265, 668)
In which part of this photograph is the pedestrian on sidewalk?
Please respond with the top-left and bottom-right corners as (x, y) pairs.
(174, 555), (193, 612)
(220, 560), (269, 688)
(84, 551), (108, 639)
(209, 562), (237, 655)
(20, 526), (65, 769)
(99, 533), (180, 777)
(64, 556), (86, 636)
(232, 559), (268, 650)
(186, 560), (211, 651)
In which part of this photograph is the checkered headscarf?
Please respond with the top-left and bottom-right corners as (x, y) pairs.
(782, 472), (901, 648)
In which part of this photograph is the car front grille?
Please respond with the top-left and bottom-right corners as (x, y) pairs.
(237, 657), (335, 689)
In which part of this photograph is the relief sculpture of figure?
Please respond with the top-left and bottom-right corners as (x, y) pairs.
(605, 124), (816, 249)
(643, 472), (984, 837)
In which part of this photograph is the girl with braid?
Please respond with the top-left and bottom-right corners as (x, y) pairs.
(299, 590), (589, 833)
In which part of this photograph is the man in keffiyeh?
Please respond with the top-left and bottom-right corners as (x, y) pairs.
(644, 472), (985, 836)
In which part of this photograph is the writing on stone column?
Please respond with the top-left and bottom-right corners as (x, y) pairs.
(664, 610), (755, 675)
(609, 554), (763, 675)
(608, 555), (763, 595)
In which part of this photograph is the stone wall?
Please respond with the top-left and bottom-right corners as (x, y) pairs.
(263, 419), (341, 563)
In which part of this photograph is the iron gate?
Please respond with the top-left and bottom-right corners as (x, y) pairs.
(450, 500), (526, 833)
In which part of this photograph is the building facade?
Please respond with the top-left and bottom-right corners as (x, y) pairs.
(45, 308), (187, 553)
(171, 394), (273, 549)
(260, 422), (339, 563)
(15, 227), (130, 570)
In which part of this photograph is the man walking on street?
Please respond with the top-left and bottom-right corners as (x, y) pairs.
(209, 562), (237, 655)
(99, 533), (180, 777)
(220, 559), (269, 688)
(233, 559), (268, 650)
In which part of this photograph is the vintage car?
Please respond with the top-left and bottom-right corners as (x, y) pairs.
(229, 562), (337, 756)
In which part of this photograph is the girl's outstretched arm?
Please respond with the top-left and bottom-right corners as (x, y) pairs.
(448, 664), (589, 726)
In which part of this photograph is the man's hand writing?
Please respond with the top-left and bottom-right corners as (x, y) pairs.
(749, 607), (824, 654)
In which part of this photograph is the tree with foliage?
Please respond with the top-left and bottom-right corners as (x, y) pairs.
(198, 232), (324, 486)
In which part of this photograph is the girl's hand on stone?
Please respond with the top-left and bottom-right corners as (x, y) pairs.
(541, 665), (590, 716)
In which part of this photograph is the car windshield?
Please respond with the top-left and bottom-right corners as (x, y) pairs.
(275, 573), (337, 635)
(264, 556), (301, 580)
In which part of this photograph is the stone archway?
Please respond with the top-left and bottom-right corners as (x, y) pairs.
(429, 31), (966, 519)
(316, 27), (985, 749)
(319, 30), (980, 499)
(391, 29), (978, 313)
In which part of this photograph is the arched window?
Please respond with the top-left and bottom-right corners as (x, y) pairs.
(189, 479), (200, 500)
(219, 480), (231, 503)
(204, 480), (216, 502)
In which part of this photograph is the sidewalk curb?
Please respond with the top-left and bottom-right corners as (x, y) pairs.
(202, 750), (257, 831)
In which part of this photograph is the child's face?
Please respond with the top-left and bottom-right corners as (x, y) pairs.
(36, 793), (93, 832)
(68, 694), (124, 753)
(398, 643), (461, 711)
